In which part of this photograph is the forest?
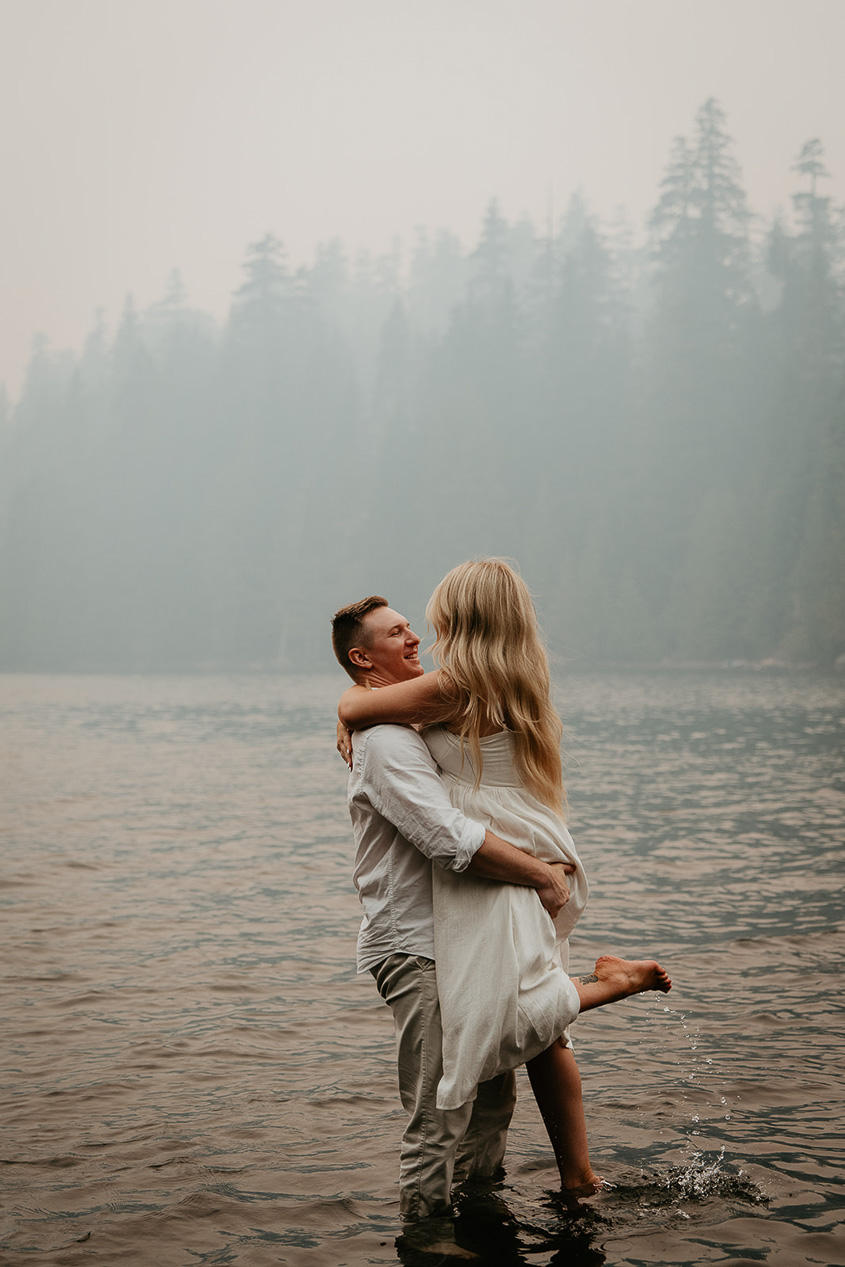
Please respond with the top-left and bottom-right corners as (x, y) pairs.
(1, 101), (843, 672)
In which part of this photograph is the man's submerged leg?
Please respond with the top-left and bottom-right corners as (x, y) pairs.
(371, 954), (476, 1220)
(453, 1069), (517, 1185)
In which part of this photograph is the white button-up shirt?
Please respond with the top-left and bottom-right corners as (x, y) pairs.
(348, 724), (486, 973)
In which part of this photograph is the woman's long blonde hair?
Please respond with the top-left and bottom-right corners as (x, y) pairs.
(425, 558), (566, 815)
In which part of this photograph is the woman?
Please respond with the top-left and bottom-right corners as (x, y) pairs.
(339, 559), (669, 1193)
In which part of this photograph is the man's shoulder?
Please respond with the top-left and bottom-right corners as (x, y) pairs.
(353, 725), (438, 789)
(356, 723), (429, 759)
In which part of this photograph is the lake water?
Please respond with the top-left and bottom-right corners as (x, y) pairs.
(1, 670), (843, 1266)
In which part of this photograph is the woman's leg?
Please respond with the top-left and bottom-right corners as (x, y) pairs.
(526, 956), (670, 1193)
(526, 1042), (601, 1193)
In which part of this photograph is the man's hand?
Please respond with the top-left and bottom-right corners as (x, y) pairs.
(467, 834), (577, 912)
(536, 861), (576, 919)
(337, 720), (353, 770)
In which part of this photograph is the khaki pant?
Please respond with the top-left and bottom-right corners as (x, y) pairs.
(371, 953), (517, 1220)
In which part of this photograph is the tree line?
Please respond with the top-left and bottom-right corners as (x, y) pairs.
(1, 100), (843, 671)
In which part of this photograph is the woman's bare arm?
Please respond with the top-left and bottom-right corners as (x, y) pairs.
(338, 670), (451, 729)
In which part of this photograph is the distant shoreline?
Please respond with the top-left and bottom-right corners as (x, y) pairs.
(1, 659), (842, 676)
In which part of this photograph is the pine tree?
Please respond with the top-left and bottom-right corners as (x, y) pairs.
(469, 198), (513, 315)
(768, 140), (845, 661)
(651, 99), (752, 343)
(632, 101), (761, 659)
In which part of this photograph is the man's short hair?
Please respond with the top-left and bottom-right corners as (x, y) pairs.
(331, 595), (389, 681)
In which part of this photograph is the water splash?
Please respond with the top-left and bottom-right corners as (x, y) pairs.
(653, 999), (736, 1130)
(659, 1147), (765, 1205)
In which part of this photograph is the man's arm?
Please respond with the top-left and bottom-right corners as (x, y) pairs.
(357, 726), (574, 919)
(469, 832), (574, 920)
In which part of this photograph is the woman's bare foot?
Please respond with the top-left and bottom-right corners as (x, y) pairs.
(594, 954), (672, 996)
(573, 955), (671, 1013)
(559, 1167), (604, 1198)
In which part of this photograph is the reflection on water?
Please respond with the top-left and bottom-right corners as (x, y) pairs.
(1, 670), (843, 1265)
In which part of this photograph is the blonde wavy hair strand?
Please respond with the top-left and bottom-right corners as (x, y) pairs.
(425, 558), (566, 815)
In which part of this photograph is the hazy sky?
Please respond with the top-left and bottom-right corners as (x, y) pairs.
(1, 0), (843, 399)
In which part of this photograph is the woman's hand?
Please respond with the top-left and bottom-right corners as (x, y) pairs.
(337, 719), (353, 770)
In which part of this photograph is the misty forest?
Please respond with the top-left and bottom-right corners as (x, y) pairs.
(1, 100), (843, 672)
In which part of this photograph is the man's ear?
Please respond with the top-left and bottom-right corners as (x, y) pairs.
(348, 647), (372, 670)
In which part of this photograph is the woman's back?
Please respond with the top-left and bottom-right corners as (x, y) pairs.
(426, 726), (521, 788)
(424, 725), (588, 927)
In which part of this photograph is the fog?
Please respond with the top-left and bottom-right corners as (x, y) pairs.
(3, 0), (844, 398)
(0, 3), (843, 670)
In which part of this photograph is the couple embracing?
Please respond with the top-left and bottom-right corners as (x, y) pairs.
(331, 559), (670, 1224)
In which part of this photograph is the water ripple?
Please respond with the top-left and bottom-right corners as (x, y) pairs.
(1, 670), (843, 1265)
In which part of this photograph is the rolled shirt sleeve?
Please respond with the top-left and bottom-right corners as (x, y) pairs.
(354, 726), (485, 872)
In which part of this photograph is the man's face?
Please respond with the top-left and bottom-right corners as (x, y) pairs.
(356, 607), (423, 686)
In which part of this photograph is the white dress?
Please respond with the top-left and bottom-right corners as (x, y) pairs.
(425, 727), (589, 1110)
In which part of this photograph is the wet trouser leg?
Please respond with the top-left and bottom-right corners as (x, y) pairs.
(453, 1067), (517, 1183)
(372, 953), (516, 1219)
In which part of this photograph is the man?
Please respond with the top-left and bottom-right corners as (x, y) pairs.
(331, 595), (574, 1221)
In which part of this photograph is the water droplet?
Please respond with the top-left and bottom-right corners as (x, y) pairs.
(725, 1112), (731, 1120)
